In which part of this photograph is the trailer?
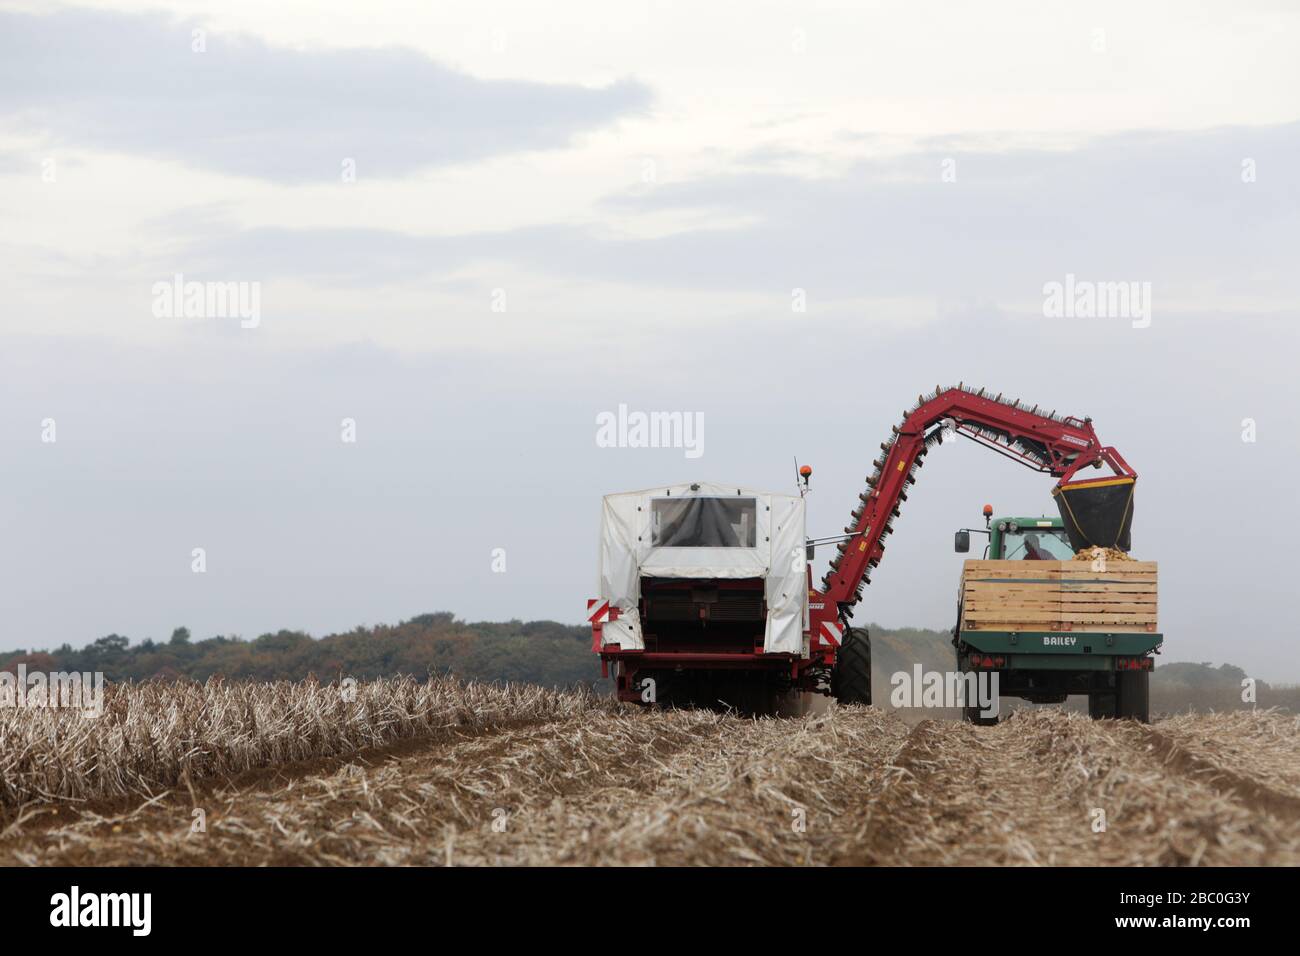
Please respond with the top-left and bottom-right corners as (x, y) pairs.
(953, 511), (1159, 722)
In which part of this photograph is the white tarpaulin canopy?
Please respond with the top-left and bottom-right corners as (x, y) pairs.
(598, 481), (807, 654)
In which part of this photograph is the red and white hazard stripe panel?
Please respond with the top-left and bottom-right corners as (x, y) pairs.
(587, 599), (610, 624)
(588, 600), (622, 653)
(819, 620), (843, 647)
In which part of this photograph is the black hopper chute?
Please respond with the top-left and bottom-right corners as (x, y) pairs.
(1052, 476), (1135, 552)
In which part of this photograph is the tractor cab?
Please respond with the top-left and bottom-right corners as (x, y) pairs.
(953, 509), (1074, 560)
(989, 516), (1073, 560)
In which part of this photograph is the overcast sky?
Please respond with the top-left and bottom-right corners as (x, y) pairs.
(2, 1), (1298, 680)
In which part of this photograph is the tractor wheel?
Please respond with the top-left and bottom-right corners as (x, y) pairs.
(1088, 692), (1117, 720)
(832, 627), (872, 706)
(1115, 670), (1150, 723)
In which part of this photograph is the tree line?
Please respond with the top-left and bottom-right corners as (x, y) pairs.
(0, 613), (607, 690)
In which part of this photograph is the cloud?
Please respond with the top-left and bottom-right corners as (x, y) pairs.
(593, 123), (1299, 301)
(164, 122), (1299, 308)
(0, 9), (650, 182)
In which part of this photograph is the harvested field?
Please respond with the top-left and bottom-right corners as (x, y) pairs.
(1, 679), (1297, 866)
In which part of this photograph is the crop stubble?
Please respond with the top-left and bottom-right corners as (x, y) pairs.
(0, 678), (1296, 866)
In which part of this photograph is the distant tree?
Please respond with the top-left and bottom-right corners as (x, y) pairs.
(94, 634), (129, 653)
(170, 627), (192, 645)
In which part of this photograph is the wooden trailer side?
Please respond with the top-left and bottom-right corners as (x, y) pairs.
(959, 560), (1158, 633)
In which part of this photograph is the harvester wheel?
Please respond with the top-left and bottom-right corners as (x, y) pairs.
(1115, 670), (1150, 723)
(832, 627), (872, 706)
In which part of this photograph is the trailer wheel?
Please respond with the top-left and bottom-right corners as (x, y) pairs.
(1088, 693), (1116, 720)
(963, 702), (999, 726)
(832, 627), (872, 706)
(1115, 670), (1150, 723)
